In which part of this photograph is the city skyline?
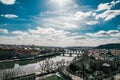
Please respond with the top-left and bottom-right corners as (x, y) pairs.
(0, 0), (120, 47)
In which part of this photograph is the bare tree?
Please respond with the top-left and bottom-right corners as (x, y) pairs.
(0, 67), (24, 80)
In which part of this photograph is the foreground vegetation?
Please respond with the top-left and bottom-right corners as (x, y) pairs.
(43, 75), (63, 80)
(68, 53), (120, 80)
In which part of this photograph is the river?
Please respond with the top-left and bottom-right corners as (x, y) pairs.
(0, 54), (77, 77)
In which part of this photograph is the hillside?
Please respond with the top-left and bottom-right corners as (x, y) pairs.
(95, 43), (120, 49)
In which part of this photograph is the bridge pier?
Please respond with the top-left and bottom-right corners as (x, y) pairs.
(62, 49), (84, 57)
(62, 53), (65, 56)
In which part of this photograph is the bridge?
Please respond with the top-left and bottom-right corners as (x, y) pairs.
(61, 49), (88, 57)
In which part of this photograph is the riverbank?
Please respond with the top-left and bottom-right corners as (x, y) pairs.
(0, 53), (60, 63)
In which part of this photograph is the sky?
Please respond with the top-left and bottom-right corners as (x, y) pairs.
(0, 0), (120, 47)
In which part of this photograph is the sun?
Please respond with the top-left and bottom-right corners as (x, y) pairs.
(49, 0), (72, 9)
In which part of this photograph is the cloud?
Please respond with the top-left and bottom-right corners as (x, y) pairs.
(94, 0), (120, 21)
(4, 27), (79, 46)
(70, 36), (86, 40)
(97, 0), (120, 11)
(36, 1), (119, 30)
(11, 27), (75, 41)
(83, 38), (120, 46)
(11, 31), (28, 35)
(86, 21), (99, 25)
(1, 14), (18, 19)
(74, 11), (92, 20)
(86, 30), (120, 37)
(0, 0), (16, 5)
(97, 3), (112, 11)
(0, 29), (8, 34)
(95, 10), (120, 21)
(35, 10), (93, 30)
(86, 31), (108, 37)
(0, 35), (119, 47)
(29, 27), (71, 39)
(0, 28), (120, 47)
(1, 0), (120, 47)
(63, 23), (78, 29)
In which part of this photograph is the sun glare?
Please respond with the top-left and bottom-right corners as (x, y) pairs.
(49, 0), (72, 9)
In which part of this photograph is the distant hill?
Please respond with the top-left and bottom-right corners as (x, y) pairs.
(95, 43), (120, 49)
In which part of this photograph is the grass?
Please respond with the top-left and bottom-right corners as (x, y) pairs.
(43, 75), (63, 80)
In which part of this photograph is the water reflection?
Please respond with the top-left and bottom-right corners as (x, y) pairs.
(0, 54), (76, 76)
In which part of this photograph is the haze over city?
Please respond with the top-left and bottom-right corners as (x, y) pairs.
(0, 0), (120, 47)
